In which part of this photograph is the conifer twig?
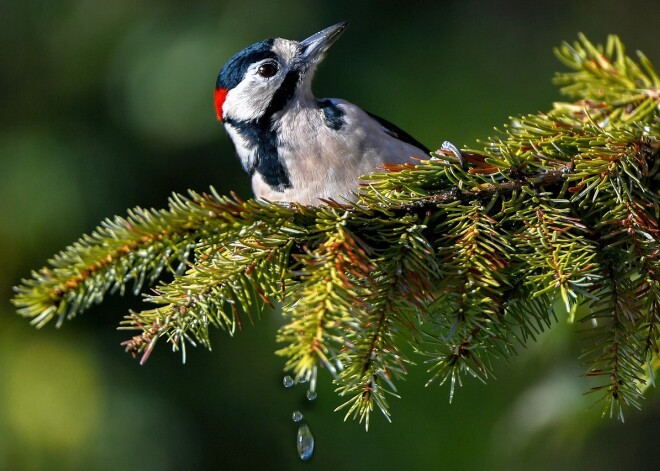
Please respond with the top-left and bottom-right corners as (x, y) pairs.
(12, 34), (660, 426)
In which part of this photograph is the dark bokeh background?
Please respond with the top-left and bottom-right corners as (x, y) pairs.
(2, 1), (660, 469)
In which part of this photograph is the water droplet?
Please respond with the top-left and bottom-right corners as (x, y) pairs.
(296, 423), (314, 461)
(306, 390), (317, 401)
(292, 410), (303, 422)
(283, 375), (294, 388)
(309, 367), (318, 392)
(298, 376), (307, 384)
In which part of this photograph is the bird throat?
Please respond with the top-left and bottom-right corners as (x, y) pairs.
(224, 117), (292, 192)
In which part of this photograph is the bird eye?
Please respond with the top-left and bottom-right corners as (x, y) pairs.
(258, 62), (278, 78)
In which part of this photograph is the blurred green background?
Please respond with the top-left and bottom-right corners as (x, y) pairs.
(2, 0), (660, 469)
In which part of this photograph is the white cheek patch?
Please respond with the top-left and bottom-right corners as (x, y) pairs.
(223, 72), (280, 122)
(221, 39), (302, 123)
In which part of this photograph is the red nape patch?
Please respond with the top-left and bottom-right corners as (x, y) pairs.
(214, 87), (228, 122)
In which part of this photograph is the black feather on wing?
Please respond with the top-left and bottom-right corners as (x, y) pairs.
(365, 111), (430, 154)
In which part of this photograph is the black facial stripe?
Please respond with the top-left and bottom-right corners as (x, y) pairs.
(225, 117), (292, 191)
(262, 68), (300, 119)
(216, 39), (277, 90)
(317, 99), (345, 130)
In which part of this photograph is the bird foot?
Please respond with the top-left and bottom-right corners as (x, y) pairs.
(432, 141), (464, 168)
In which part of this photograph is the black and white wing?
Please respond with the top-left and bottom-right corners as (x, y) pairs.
(365, 111), (430, 154)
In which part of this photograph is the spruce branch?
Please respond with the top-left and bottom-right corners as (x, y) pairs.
(334, 221), (436, 428)
(12, 34), (660, 426)
(276, 218), (372, 381)
(581, 260), (647, 420)
(422, 200), (513, 397)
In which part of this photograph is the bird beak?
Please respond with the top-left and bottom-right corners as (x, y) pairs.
(300, 22), (348, 64)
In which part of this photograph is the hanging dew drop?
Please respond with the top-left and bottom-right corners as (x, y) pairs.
(283, 375), (294, 388)
(306, 368), (318, 400)
(296, 423), (314, 461)
(309, 367), (318, 394)
(292, 410), (303, 423)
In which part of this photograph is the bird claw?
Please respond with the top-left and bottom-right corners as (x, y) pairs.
(431, 141), (463, 168)
(439, 141), (464, 168)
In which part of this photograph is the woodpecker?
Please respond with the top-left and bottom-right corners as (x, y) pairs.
(214, 22), (457, 205)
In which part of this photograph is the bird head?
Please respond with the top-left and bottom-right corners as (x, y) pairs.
(214, 22), (348, 124)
